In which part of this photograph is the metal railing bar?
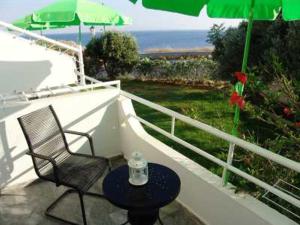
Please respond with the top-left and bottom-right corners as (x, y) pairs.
(171, 117), (176, 136)
(121, 90), (300, 174)
(262, 196), (300, 219)
(84, 76), (121, 89)
(130, 114), (300, 208)
(274, 185), (300, 200)
(222, 143), (236, 185)
(0, 21), (80, 53)
(85, 75), (102, 84)
(273, 180), (300, 200)
(278, 179), (300, 191)
(0, 81), (120, 102)
(64, 85), (77, 92)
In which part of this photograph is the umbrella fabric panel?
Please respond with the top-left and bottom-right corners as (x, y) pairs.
(32, 0), (131, 26)
(132, 0), (300, 21)
(141, 0), (206, 16)
(207, 0), (281, 20)
(13, 15), (65, 30)
(32, 0), (77, 24)
(14, 16), (40, 30)
(283, 0), (300, 21)
(78, 1), (131, 25)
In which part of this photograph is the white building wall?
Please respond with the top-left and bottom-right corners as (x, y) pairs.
(0, 89), (121, 188)
(0, 30), (78, 94)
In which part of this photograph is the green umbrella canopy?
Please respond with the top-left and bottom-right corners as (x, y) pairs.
(130, 0), (300, 21)
(13, 15), (65, 31)
(32, 0), (132, 26)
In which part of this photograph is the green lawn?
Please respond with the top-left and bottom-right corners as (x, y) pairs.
(121, 80), (235, 175)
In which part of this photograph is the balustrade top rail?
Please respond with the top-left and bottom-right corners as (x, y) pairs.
(0, 21), (80, 53)
(120, 90), (300, 209)
(0, 81), (120, 104)
(121, 91), (299, 174)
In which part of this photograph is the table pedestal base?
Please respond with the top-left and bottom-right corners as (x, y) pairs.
(125, 209), (163, 225)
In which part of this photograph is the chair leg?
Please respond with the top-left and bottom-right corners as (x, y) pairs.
(78, 191), (87, 225)
(158, 216), (164, 225)
(108, 159), (112, 172)
(85, 192), (105, 198)
(45, 188), (107, 225)
(120, 220), (129, 225)
(45, 189), (79, 225)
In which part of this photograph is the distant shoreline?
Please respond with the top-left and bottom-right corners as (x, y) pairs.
(57, 39), (213, 58)
(141, 46), (213, 58)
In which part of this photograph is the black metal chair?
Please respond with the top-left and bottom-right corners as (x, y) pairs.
(18, 105), (110, 225)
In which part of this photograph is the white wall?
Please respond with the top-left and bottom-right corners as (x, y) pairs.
(0, 89), (121, 188)
(0, 30), (77, 94)
(118, 96), (297, 225)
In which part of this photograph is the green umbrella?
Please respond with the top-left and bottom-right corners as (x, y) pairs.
(129, 0), (300, 184)
(13, 15), (65, 31)
(31, 0), (132, 43)
(130, 0), (300, 20)
(13, 0), (131, 86)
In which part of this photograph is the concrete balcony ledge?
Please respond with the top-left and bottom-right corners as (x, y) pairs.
(0, 88), (297, 225)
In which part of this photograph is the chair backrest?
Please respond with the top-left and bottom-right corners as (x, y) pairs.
(18, 105), (69, 177)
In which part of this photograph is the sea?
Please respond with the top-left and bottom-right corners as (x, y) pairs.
(46, 30), (211, 53)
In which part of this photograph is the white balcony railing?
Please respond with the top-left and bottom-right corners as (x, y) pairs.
(0, 20), (86, 85)
(0, 80), (120, 105)
(120, 90), (300, 210)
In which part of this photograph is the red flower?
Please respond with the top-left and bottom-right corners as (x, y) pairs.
(235, 72), (247, 85)
(229, 91), (245, 109)
(283, 107), (291, 115)
(230, 91), (239, 105)
(295, 122), (300, 128)
(283, 107), (294, 119)
(237, 97), (246, 109)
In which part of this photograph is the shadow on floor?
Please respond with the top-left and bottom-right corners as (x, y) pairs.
(0, 158), (204, 225)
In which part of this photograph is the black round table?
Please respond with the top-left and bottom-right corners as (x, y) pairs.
(102, 163), (181, 225)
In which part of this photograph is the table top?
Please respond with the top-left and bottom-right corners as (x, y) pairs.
(102, 163), (181, 211)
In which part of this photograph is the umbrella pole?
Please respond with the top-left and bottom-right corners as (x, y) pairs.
(78, 22), (85, 85)
(222, 0), (255, 186)
(232, 9), (254, 134)
(78, 23), (82, 45)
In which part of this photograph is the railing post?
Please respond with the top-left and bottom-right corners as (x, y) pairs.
(78, 45), (85, 85)
(0, 94), (6, 105)
(171, 117), (176, 136)
(222, 143), (235, 186)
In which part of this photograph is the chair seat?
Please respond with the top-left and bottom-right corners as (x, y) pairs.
(46, 153), (108, 192)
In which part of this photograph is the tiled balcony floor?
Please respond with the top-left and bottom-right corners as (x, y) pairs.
(0, 158), (204, 225)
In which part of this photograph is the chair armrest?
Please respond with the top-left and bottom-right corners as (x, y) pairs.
(26, 151), (59, 184)
(64, 130), (95, 156)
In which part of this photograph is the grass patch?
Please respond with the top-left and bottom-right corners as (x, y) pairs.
(121, 80), (234, 175)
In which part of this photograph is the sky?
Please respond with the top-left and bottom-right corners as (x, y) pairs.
(0, 0), (241, 32)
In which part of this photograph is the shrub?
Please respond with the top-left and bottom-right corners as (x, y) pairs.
(85, 31), (139, 79)
(134, 57), (217, 81)
(208, 16), (300, 81)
